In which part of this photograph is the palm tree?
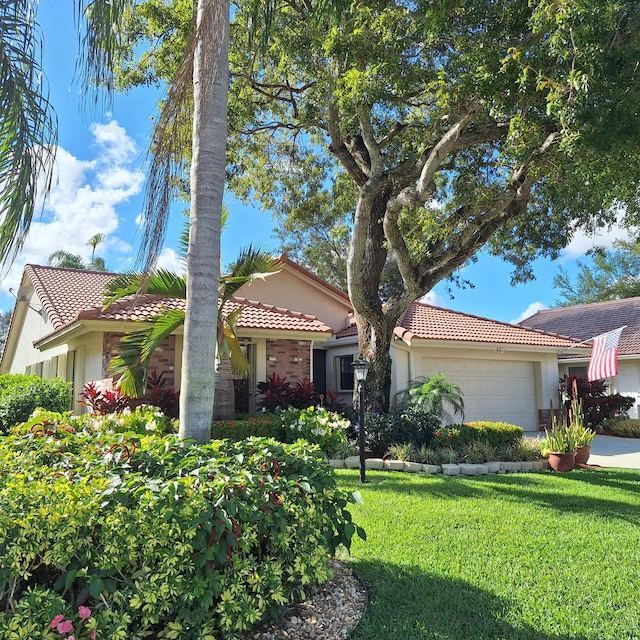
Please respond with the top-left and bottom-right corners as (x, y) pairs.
(104, 246), (282, 419)
(48, 251), (87, 270)
(394, 373), (465, 424)
(0, 0), (228, 443)
(1, 1), (341, 442)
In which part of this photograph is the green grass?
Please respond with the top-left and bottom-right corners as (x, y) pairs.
(336, 468), (640, 640)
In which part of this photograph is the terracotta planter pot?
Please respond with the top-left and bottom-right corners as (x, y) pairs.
(575, 446), (591, 466)
(547, 451), (576, 472)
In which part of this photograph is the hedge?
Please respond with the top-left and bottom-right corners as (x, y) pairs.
(0, 426), (364, 640)
(0, 374), (72, 434)
(433, 421), (524, 449)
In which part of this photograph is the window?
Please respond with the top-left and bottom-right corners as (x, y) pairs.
(338, 355), (355, 391)
(568, 366), (588, 377)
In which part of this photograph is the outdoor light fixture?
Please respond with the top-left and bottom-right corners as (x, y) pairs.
(351, 354), (370, 483)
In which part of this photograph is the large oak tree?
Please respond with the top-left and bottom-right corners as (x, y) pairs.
(118, 0), (640, 412)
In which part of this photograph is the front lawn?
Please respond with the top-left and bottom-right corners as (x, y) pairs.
(337, 469), (640, 640)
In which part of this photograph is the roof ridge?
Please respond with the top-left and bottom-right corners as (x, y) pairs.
(409, 300), (579, 343)
(231, 295), (320, 322)
(531, 296), (640, 316)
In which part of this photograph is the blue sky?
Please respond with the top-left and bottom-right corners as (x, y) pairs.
(0, 1), (632, 322)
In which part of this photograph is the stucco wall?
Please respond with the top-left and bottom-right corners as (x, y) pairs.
(5, 304), (66, 374)
(238, 269), (351, 331)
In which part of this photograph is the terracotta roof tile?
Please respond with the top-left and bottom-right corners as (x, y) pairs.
(26, 265), (332, 336)
(520, 297), (640, 356)
(393, 302), (578, 347)
(25, 264), (117, 330)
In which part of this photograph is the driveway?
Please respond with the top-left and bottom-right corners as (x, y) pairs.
(588, 434), (640, 469)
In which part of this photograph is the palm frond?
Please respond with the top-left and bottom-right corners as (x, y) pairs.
(109, 307), (185, 397)
(221, 246), (282, 301)
(0, 1), (57, 267)
(103, 270), (187, 308)
(75, 0), (135, 107)
(222, 321), (252, 378)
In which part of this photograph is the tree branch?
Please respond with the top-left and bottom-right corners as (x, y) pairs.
(327, 105), (369, 186)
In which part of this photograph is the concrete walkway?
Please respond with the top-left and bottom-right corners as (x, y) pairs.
(588, 434), (640, 469)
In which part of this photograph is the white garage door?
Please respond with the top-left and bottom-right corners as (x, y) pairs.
(419, 357), (537, 431)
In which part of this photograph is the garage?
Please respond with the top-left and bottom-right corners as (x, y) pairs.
(419, 356), (538, 431)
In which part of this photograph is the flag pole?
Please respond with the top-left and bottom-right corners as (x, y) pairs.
(557, 325), (627, 355)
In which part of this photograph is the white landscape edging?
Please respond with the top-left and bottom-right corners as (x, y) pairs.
(329, 458), (551, 475)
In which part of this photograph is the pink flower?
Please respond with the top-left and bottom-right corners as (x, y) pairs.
(50, 615), (65, 629)
(90, 631), (97, 640)
(78, 606), (91, 620)
(65, 636), (75, 640)
(56, 620), (73, 634)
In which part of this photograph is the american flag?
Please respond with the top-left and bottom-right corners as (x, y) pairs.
(587, 327), (625, 382)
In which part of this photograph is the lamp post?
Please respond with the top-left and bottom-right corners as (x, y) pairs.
(352, 354), (370, 483)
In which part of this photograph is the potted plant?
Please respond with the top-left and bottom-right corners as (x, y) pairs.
(543, 418), (578, 472)
(567, 379), (596, 465)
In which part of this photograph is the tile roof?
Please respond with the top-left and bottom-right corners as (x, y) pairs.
(395, 302), (577, 347)
(25, 265), (332, 336)
(519, 297), (640, 356)
(334, 301), (578, 348)
(25, 264), (117, 330)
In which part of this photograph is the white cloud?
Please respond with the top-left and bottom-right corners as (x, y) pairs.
(561, 213), (637, 260)
(0, 121), (143, 296)
(156, 248), (186, 275)
(420, 290), (448, 307)
(91, 121), (138, 165)
(511, 301), (547, 324)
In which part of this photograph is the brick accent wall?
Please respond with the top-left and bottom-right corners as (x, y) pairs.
(103, 333), (177, 388)
(266, 339), (311, 383)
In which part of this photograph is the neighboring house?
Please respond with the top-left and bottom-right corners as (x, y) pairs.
(520, 298), (640, 419)
(1, 259), (581, 430)
(327, 303), (580, 431)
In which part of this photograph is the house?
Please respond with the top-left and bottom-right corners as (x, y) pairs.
(1, 259), (582, 430)
(520, 298), (640, 419)
(0, 263), (336, 413)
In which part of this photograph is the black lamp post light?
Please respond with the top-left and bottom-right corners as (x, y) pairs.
(351, 354), (370, 483)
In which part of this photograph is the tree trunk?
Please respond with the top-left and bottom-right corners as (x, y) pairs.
(347, 186), (398, 413)
(353, 313), (395, 414)
(213, 356), (235, 420)
(179, 0), (229, 443)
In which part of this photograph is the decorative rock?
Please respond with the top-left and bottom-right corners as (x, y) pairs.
(365, 458), (384, 470)
(384, 459), (405, 471)
(484, 461), (502, 473)
(441, 463), (461, 476)
(344, 456), (361, 469)
(404, 461), (423, 473)
(500, 461), (522, 472)
(532, 459), (550, 470)
(459, 463), (489, 476)
(422, 464), (442, 474)
(328, 459), (345, 469)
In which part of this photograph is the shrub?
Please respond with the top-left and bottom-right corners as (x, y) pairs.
(353, 406), (439, 457)
(280, 406), (350, 455)
(560, 374), (635, 427)
(0, 429), (364, 640)
(256, 374), (343, 412)
(0, 374), (72, 434)
(211, 415), (284, 441)
(611, 418), (640, 438)
(433, 421), (524, 450)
